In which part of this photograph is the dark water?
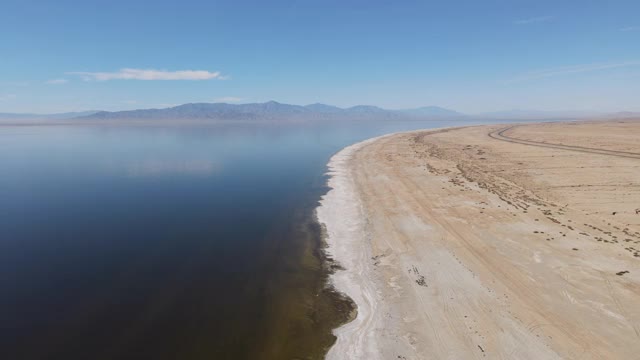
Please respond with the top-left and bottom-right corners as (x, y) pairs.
(0, 120), (487, 359)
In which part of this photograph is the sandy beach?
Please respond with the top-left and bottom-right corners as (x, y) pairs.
(318, 120), (640, 359)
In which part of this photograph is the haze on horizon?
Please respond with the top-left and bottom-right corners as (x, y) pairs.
(1, 0), (639, 114)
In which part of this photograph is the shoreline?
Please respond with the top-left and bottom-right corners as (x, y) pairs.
(316, 128), (472, 359)
(317, 120), (640, 359)
(317, 130), (439, 359)
(316, 135), (382, 360)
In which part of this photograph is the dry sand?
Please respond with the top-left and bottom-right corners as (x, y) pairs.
(318, 120), (640, 359)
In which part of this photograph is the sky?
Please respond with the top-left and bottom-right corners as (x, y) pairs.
(1, 0), (639, 114)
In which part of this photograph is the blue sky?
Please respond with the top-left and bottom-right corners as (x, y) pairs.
(1, 0), (639, 113)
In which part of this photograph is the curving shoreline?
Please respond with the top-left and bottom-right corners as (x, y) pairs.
(316, 135), (387, 360)
(316, 121), (640, 359)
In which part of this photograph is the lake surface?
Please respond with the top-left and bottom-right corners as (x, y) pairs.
(0, 119), (490, 359)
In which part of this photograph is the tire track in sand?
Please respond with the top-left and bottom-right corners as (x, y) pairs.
(489, 125), (640, 160)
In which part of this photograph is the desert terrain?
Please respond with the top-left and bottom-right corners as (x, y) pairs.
(319, 120), (640, 359)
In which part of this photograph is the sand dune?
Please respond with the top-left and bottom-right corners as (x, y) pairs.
(319, 120), (640, 359)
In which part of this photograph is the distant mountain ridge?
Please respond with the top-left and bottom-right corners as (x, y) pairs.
(4, 102), (634, 122)
(0, 110), (99, 120)
(81, 101), (465, 121)
(400, 106), (464, 117)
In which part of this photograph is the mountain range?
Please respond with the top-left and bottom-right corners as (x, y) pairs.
(81, 101), (465, 121)
(1, 102), (637, 122)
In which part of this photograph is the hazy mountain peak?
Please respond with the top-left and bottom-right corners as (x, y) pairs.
(346, 105), (387, 113)
(304, 103), (343, 113)
(400, 106), (464, 117)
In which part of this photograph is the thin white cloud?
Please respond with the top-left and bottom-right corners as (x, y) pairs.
(214, 96), (244, 103)
(620, 26), (637, 32)
(154, 103), (179, 108)
(506, 61), (640, 83)
(46, 78), (68, 84)
(514, 15), (553, 25)
(68, 68), (225, 81)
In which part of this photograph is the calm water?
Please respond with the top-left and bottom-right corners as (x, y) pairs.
(0, 120), (487, 359)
